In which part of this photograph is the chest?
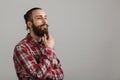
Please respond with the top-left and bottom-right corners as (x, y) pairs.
(27, 45), (43, 63)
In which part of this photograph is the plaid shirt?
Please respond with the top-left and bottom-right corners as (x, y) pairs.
(13, 34), (64, 80)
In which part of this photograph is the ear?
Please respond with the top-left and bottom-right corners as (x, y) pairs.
(27, 21), (32, 29)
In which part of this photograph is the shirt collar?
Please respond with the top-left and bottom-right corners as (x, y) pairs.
(26, 33), (44, 46)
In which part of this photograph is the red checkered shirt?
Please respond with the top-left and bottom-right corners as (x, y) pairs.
(13, 34), (64, 80)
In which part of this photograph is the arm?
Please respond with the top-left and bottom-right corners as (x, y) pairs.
(14, 44), (54, 80)
(49, 60), (64, 80)
(44, 47), (64, 80)
(42, 34), (64, 79)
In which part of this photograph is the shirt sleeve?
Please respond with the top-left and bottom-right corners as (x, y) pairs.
(44, 47), (64, 80)
(14, 44), (54, 80)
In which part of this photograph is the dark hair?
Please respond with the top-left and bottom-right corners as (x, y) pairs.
(24, 7), (42, 30)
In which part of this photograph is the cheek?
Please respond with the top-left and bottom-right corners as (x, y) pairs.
(34, 20), (43, 26)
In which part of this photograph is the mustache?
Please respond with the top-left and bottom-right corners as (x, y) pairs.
(40, 24), (49, 27)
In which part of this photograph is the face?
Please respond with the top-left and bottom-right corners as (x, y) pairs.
(30, 9), (49, 37)
(32, 22), (49, 37)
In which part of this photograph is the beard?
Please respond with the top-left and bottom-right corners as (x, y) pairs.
(32, 23), (49, 37)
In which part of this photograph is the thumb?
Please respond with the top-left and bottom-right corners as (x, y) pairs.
(43, 34), (48, 47)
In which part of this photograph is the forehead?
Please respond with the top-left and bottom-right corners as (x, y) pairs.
(32, 9), (47, 17)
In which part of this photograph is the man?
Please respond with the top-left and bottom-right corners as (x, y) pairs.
(13, 7), (64, 80)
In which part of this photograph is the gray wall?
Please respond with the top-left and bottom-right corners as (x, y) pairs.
(0, 0), (120, 80)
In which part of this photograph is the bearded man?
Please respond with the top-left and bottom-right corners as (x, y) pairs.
(13, 7), (64, 80)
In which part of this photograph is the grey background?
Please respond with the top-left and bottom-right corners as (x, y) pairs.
(0, 0), (120, 80)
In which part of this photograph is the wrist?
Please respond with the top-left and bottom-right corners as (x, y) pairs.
(44, 47), (55, 60)
(46, 45), (54, 49)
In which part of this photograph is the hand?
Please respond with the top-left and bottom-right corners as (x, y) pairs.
(44, 34), (55, 49)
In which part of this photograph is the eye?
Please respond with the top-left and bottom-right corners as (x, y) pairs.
(37, 17), (42, 20)
(44, 17), (47, 19)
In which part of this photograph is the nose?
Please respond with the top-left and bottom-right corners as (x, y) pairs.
(42, 18), (47, 24)
(41, 22), (48, 29)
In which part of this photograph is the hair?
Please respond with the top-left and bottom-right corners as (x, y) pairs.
(24, 7), (43, 30)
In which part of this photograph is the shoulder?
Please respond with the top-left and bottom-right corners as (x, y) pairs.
(14, 37), (28, 51)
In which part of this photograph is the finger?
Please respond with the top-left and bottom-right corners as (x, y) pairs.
(48, 34), (52, 39)
(44, 34), (47, 41)
(43, 34), (48, 46)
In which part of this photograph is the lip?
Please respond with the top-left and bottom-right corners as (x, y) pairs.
(42, 25), (47, 28)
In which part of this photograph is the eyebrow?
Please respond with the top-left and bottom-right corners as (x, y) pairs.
(35, 15), (47, 18)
